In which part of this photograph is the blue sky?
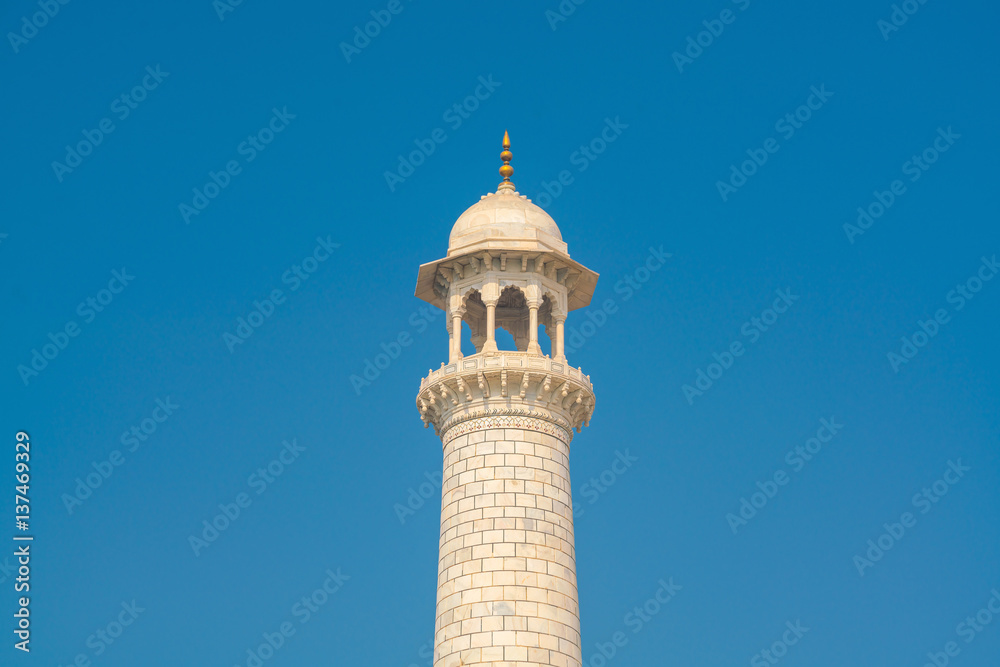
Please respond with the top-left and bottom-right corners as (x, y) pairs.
(1, 0), (999, 665)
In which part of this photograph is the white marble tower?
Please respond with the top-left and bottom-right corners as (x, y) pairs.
(414, 133), (599, 667)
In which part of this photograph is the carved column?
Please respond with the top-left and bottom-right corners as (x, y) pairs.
(448, 296), (468, 363)
(452, 312), (464, 361)
(555, 316), (566, 361)
(481, 281), (499, 353)
(525, 283), (542, 356)
(446, 307), (457, 364)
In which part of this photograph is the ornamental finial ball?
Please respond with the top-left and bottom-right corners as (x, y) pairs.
(499, 130), (514, 183)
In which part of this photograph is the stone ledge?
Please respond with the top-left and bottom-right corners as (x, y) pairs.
(416, 353), (596, 437)
(420, 351), (592, 392)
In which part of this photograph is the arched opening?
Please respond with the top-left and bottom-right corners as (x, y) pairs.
(538, 294), (554, 357)
(451, 285), (558, 358)
(460, 320), (476, 357)
(496, 286), (530, 351)
(460, 289), (486, 356)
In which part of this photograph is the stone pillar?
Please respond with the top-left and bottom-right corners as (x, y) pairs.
(481, 285), (500, 353)
(483, 304), (497, 352)
(527, 304), (542, 355)
(452, 313), (464, 361)
(434, 416), (581, 667)
(447, 316), (457, 364)
(554, 317), (566, 362)
(448, 304), (467, 364)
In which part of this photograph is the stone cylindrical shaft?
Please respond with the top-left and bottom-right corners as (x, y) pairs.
(433, 417), (581, 667)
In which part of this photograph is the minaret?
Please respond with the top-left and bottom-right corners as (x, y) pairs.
(414, 133), (599, 667)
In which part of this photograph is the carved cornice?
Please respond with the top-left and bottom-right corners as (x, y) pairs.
(416, 352), (596, 439)
(440, 411), (573, 446)
(416, 250), (597, 314)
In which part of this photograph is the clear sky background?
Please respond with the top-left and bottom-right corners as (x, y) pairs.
(1, 0), (998, 665)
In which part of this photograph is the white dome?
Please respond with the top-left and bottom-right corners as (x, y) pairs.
(448, 189), (563, 255)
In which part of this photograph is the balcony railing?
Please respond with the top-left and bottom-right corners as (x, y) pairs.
(420, 351), (592, 391)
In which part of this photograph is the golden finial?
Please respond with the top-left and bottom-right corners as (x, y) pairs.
(499, 130), (514, 189)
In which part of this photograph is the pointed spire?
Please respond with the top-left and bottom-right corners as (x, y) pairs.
(498, 130), (514, 191)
